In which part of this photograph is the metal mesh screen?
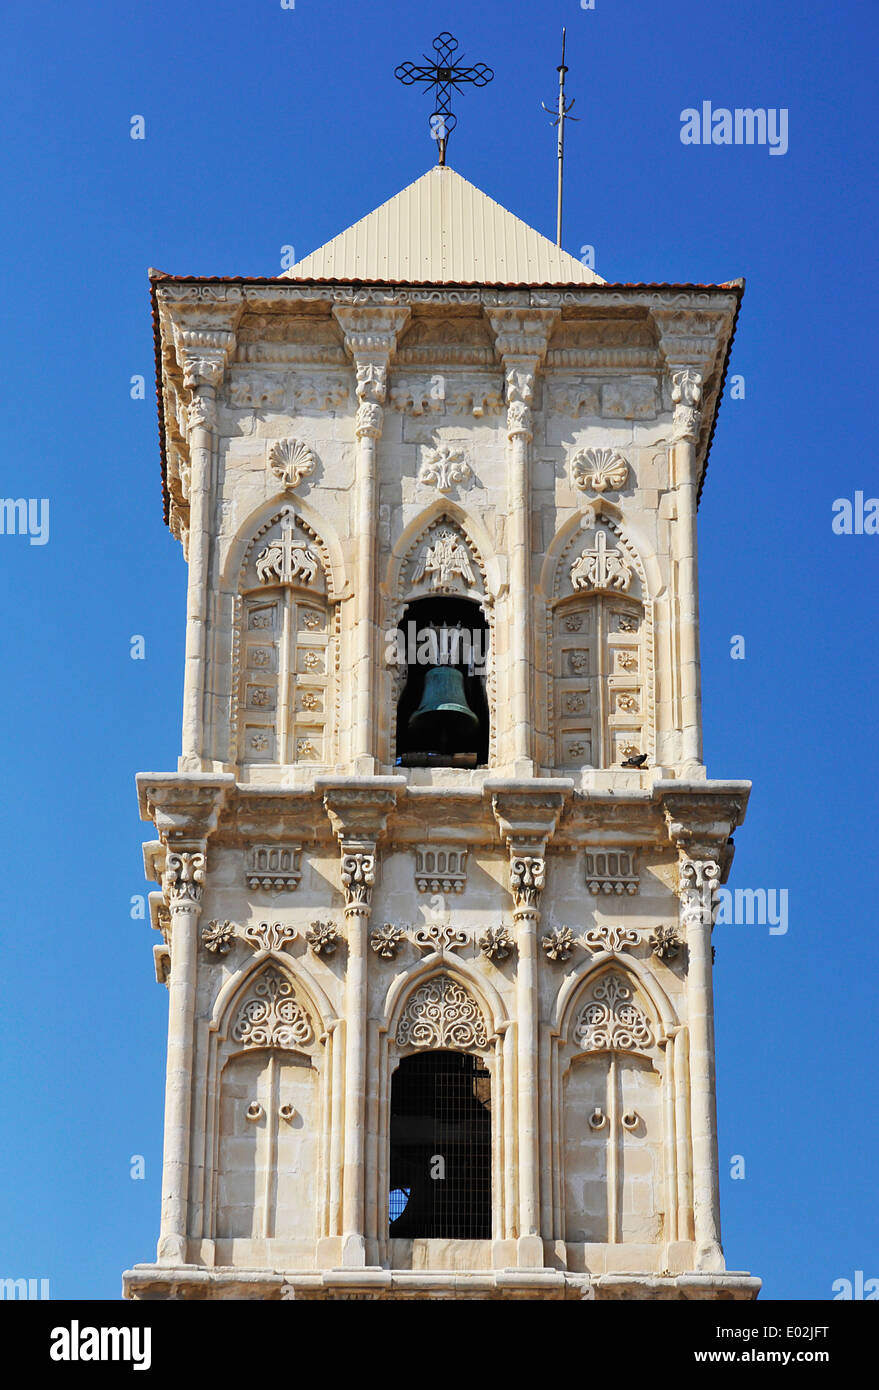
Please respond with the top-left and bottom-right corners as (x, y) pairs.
(389, 1050), (491, 1239)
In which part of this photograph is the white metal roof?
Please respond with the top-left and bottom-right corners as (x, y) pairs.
(280, 165), (604, 285)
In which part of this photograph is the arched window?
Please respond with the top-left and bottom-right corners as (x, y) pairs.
(389, 1051), (491, 1239)
(236, 508), (334, 767)
(553, 521), (647, 768)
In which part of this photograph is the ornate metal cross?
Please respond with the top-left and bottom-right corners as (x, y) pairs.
(395, 32), (493, 165)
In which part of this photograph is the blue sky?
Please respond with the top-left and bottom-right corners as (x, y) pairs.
(1, 0), (876, 1299)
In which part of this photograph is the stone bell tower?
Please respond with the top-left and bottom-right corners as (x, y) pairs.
(123, 164), (759, 1300)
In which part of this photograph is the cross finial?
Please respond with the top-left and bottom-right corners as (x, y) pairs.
(395, 32), (494, 166)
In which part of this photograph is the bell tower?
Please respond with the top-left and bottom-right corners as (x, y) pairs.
(124, 163), (759, 1300)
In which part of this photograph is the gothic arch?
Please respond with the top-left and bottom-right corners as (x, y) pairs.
(221, 493), (347, 602)
(554, 952), (676, 1048)
(383, 501), (499, 618)
(209, 953), (335, 1051)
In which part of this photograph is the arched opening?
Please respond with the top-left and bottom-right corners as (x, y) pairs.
(394, 596), (489, 767)
(389, 1051), (491, 1238)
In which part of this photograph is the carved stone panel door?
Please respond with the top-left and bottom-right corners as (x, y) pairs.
(564, 1050), (664, 1244)
(555, 595), (645, 768)
(216, 1048), (317, 1241)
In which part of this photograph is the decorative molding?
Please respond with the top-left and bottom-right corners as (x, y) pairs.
(412, 922), (469, 954)
(246, 845), (302, 892)
(510, 855), (546, 910)
(541, 926), (575, 962)
(650, 924), (682, 961)
(414, 847), (468, 894)
(202, 920), (235, 955)
(163, 850), (205, 907)
(418, 443), (472, 494)
(478, 926), (515, 963)
(585, 850), (639, 896)
(267, 437), (316, 490)
(570, 447), (629, 494)
(242, 920), (298, 954)
(396, 977), (488, 1050)
(389, 375), (504, 417)
(306, 920), (340, 956)
(230, 968), (313, 1049)
(370, 924), (406, 960)
(583, 925), (641, 954)
(571, 531), (634, 593)
(572, 973), (653, 1052)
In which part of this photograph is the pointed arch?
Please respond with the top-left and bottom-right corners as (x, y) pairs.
(553, 952), (676, 1046)
(383, 500), (500, 618)
(382, 955), (507, 1048)
(222, 493), (346, 603)
(210, 952), (335, 1050)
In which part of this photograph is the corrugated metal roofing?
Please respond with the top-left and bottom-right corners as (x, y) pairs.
(280, 165), (605, 286)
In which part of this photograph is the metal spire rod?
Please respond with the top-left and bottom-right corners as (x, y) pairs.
(542, 28), (578, 246)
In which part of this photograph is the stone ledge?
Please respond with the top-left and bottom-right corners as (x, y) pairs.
(122, 1264), (760, 1301)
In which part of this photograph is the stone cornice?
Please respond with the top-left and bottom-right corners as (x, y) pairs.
(136, 773), (235, 843)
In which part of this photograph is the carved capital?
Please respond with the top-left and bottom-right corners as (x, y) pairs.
(487, 308), (558, 363)
(677, 857), (721, 930)
(355, 400), (384, 439)
(340, 852), (376, 908)
(510, 854), (545, 910)
(163, 849), (206, 909)
(671, 368), (703, 443)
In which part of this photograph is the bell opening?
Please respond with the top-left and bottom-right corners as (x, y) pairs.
(394, 597), (490, 768)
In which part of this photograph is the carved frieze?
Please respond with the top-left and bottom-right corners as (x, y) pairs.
(246, 845), (302, 892)
(414, 847), (468, 894)
(585, 850), (639, 895)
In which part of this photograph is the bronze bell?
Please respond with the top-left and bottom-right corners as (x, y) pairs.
(407, 665), (480, 752)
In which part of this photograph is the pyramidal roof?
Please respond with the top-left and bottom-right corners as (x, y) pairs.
(281, 165), (604, 286)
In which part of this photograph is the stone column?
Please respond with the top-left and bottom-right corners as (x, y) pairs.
(487, 311), (557, 775)
(338, 846), (375, 1266)
(157, 847), (206, 1264)
(333, 307), (410, 773)
(174, 330), (235, 773)
(670, 368), (704, 774)
(678, 854), (724, 1271)
(509, 850), (545, 1265)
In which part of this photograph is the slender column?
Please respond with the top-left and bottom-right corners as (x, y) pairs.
(509, 851), (545, 1266)
(678, 854), (724, 1270)
(333, 307), (409, 773)
(339, 847), (375, 1265)
(157, 847), (206, 1264)
(488, 310), (557, 774)
(175, 331), (235, 772)
(670, 368), (704, 773)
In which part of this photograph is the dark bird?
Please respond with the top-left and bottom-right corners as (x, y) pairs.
(622, 752), (648, 768)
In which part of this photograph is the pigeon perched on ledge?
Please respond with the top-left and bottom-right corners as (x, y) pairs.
(622, 752), (648, 768)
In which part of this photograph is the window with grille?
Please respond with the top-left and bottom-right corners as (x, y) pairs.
(389, 1051), (491, 1239)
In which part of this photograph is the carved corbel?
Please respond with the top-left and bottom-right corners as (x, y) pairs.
(162, 848), (206, 909)
(173, 326), (237, 436)
(333, 306), (411, 439)
(670, 367), (703, 444)
(486, 308), (558, 441)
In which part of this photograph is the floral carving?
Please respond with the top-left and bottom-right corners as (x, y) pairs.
(231, 968), (313, 1049)
(570, 447), (629, 493)
(571, 531), (633, 593)
(396, 977), (488, 1050)
(564, 614), (583, 632)
(572, 973), (653, 1052)
(419, 443), (472, 494)
(672, 368), (703, 443)
(412, 922), (468, 954)
(583, 925), (641, 954)
(369, 924), (406, 960)
(541, 926), (575, 962)
(412, 529), (476, 592)
(202, 920), (235, 954)
(650, 924), (682, 961)
(678, 858), (720, 929)
(268, 437), (316, 490)
(306, 920), (339, 956)
(478, 926), (515, 962)
(242, 920), (297, 954)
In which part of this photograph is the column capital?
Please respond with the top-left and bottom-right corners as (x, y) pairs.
(487, 309), (558, 441)
(670, 366), (704, 443)
(173, 327), (237, 434)
(334, 306), (410, 439)
(136, 772), (234, 841)
(162, 848), (207, 910)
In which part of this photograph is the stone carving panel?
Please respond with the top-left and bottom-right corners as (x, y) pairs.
(230, 968), (313, 1050)
(396, 977), (488, 1050)
(572, 973), (653, 1052)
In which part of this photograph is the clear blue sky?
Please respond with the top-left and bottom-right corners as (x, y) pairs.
(1, 0), (876, 1300)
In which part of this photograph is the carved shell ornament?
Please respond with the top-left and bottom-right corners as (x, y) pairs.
(268, 437), (316, 490)
(571, 447), (629, 494)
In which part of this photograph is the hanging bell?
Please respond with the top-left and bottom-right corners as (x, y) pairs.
(407, 665), (480, 752)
